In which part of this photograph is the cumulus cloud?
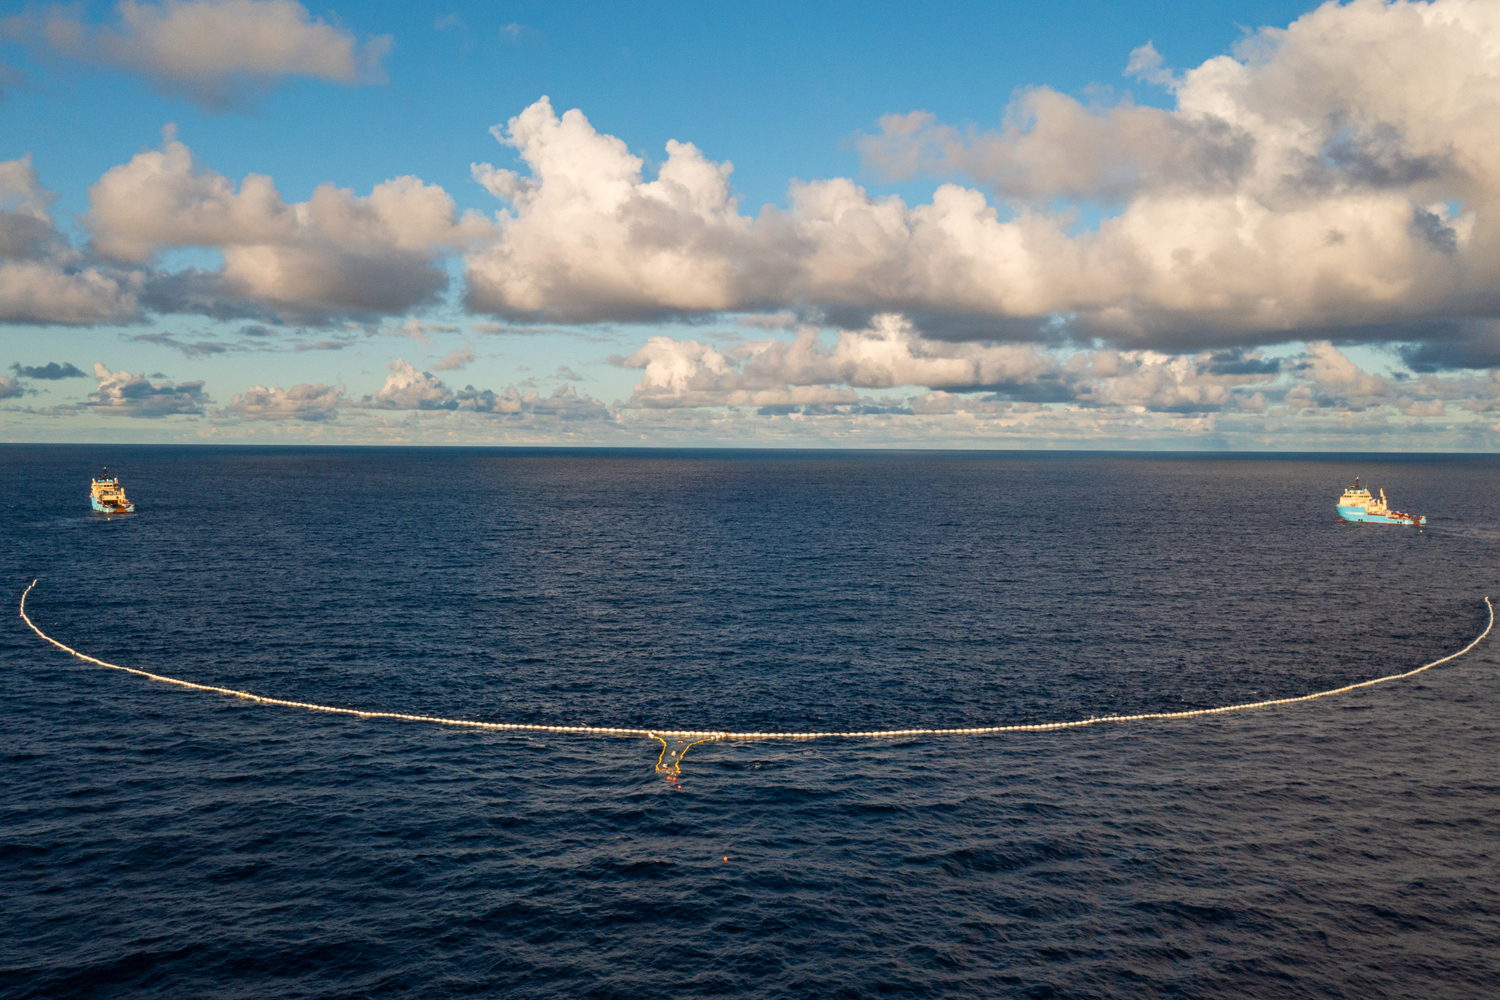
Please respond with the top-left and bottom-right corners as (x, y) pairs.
(89, 132), (493, 323)
(466, 97), (756, 323)
(456, 382), (611, 419)
(218, 381), (345, 420)
(463, 2), (1500, 358)
(87, 362), (208, 416)
(431, 345), (475, 371)
(370, 358), (454, 409)
(623, 333), (858, 410)
(0, 155), (139, 325)
(846, 0), (1500, 345)
(857, 95), (1252, 204)
(616, 314), (1500, 422)
(621, 315), (1281, 411)
(1124, 41), (1178, 90)
(2, 0), (391, 111)
(368, 357), (610, 419)
(0, 258), (142, 325)
(0, 375), (24, 399)
(1287, 341), (1393, 410)
(11, 361), (87, 378)
(622, 314), (1058, 409)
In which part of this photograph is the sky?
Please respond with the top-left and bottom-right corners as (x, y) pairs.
(2, 0), (1499, 449)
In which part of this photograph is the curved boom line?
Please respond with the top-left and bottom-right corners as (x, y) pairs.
(17, 580), (1493, 741)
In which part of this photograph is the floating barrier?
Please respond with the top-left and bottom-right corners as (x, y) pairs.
(17, 581), (1493, 766)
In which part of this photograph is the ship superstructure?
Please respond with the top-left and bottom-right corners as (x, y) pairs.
(1336, 477), (1423, 525)
(90, 470), (135, 513)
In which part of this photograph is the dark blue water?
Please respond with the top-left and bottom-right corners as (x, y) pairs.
(3, 447), (1499, 998)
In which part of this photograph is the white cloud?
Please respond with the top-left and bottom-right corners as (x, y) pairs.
(615, 315), (1500, 425)
(0, 375), (24, 399)
(371, 358), (453, 409)
(88, 362), (208, 416)
(89, 133), (494, 322)
(0, 155), (140, 325)
(1289, 340), (1393, 410)
(484, 383), (610, 420)
(395, 317), (461, 345)
(624, 333), (859, 409)
(367, 357), (611, 419)
(1124, 41), (1177, 89)
(432, 345), (475, 371)
(620, 316), (1284, 411)
(1068, 350), (1250, 411)
(462, 2), (1500, 354)
(856, 95), (1247, 204)
(1399, 396), (1447, 417)
(626, 314), (1073, 407)
(3, 0), (391, 110)
(218, 382), (345, 420)
(466, 96), (753, 322)
(0, 259), (141, 325)
(848, 0), (1500, 344)
(0, 154), (53, 223)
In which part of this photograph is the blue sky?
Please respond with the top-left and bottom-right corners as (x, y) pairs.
(9, 2), (1316, 211)
(3, 0), (1499, 448)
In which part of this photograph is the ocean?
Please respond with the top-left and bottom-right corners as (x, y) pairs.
(3, 446), (1498, 998)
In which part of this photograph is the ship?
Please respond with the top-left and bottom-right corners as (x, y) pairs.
(1336, 477), (1424, 525)
(90, 469), (135, 513)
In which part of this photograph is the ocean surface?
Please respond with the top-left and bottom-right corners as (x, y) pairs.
(2, 446), (1499, 999)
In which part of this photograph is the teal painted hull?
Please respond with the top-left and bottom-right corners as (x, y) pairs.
(1337, 505), (1423, 524)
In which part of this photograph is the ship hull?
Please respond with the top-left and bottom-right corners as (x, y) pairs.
(90, 497), (134, 513)
(1337, 505), (1424, 525)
